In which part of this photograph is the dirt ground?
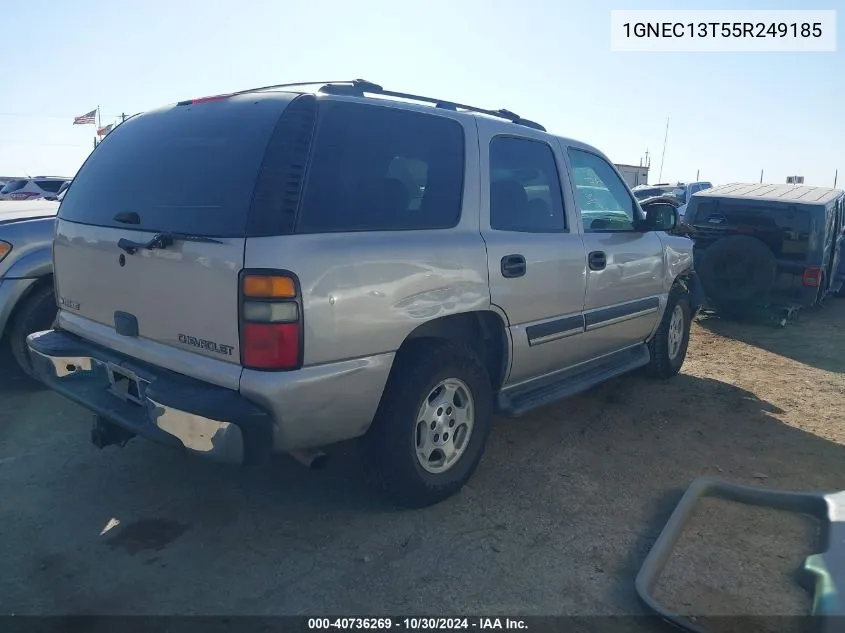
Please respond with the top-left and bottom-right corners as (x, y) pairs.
(0, 300), (843, 620)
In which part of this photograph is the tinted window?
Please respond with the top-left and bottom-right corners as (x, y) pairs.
(1, 179), (29, 194)
(35, 179), (66, 193)
(297, 102), (464, 232)
(59, 95), (293, 237)
(568, 149), (637, 232)
(489, 137), (566, 232)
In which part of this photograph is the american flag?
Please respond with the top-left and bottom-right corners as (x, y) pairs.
(73, 109), (97, 125)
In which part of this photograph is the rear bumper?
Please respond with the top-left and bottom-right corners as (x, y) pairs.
(26, 329), (273, 465)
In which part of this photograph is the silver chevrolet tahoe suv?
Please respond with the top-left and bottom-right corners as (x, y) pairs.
(27, 80), (703, 507)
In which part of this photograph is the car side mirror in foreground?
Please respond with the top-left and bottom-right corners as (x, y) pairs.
(642, 203), (679, 232)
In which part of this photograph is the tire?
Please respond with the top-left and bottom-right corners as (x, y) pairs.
(8, 284), (57, 381)
(366, 341), (493, 508)
(697, 236), (777, 304)
(648, 286), (691, 379)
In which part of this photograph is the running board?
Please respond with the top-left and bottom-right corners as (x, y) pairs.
(497, 344), (651, 417)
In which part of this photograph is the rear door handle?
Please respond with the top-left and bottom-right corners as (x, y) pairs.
(588, 251), (606, 271)
(501, 254), (526, 278)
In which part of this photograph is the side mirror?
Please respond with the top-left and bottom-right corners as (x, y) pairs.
(641, 202), (679, 232)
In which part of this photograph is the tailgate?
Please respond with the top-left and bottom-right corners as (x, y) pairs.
(54, 220), (244, 362)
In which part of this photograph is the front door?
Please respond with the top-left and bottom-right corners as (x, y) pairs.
(478, 123), (588, 386)
(564, 146), (666, 359)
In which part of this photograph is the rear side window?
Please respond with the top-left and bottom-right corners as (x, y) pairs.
(35, 179), (65, 193)
(58, 95), (294, 237)
(297, 102), (465, 233)
(1, 179), (29, 194)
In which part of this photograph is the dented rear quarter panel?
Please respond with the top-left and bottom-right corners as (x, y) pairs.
(244, 230), (491, 367)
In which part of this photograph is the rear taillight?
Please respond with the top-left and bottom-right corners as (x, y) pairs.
(802, 267), (823, 287)
(240, 272), (302, 370)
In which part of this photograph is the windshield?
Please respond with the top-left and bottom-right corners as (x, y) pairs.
(0, 179), (29, 194)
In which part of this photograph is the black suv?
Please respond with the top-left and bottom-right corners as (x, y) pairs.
(686, 182), (845, 311)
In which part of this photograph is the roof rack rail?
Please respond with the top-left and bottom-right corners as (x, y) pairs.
(228, 79), (372, 97)
(319, 80), (545, 131)
(231, 79), (546, 131)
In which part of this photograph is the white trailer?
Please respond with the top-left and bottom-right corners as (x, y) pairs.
(615, 163), (650, 188)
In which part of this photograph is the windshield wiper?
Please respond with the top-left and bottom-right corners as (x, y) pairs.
(117, 232), (224, 255)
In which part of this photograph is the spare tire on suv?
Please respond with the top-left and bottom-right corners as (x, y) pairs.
(697, 235), (777, 305)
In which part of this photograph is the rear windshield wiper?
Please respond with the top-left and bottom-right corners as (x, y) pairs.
(117, 232), (224, 255)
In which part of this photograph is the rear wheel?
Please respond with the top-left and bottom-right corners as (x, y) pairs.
(366, 341), (493, 508)
(8, 284), (57, 381)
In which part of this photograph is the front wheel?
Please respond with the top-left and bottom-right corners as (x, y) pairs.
(648, 286), (692, 379)
(366, 341), (493, 508)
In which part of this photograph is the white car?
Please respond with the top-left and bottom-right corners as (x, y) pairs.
(0, 177), (71, 201)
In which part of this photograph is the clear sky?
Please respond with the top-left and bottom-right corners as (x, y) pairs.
(1, 0), (841, 187)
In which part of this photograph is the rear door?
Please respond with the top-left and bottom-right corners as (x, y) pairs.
(565, 146), (665, 359)
(478, 122), (588, 385)
(53, 93), (297, 389)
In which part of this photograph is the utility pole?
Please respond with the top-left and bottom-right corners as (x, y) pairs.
(658, 117), (670, 183)
(835, 169), (838, 188)
(696, 169), (699, 181)
(760, 169), (763, 183)
(120, 112), (127, 123)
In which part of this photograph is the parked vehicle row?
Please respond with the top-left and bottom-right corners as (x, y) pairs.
(632, 181), (713, 222)
(18, 79), (702, 508)
(0, 177), (71, 201)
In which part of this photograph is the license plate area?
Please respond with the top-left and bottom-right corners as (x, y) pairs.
(105, 363), (146, 406)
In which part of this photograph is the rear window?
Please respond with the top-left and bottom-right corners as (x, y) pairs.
(58, 95), (294, 237)
(296, 102), (465, 233)
(35, 179), (66, 193)
(690, 200), (810, 230)
(1, 179), (29, 194)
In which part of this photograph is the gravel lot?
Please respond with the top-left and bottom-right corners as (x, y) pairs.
(1, 301), (843, 617)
